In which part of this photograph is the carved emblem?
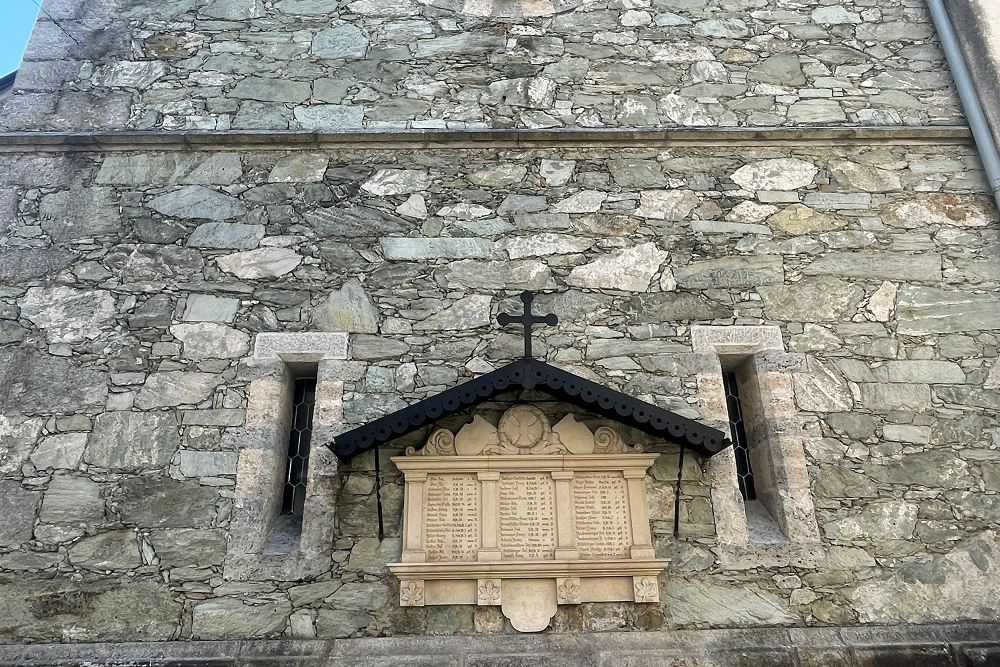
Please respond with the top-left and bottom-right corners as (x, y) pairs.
(493, 405), (568, 455)
(633, 577), (658, 603)
(556, 578), (581, 605)
(478, 579), (502, 606)
(406, 405), (642, 457)
(400, 580), (424, 606)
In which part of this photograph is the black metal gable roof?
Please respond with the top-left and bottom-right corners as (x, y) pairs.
(329, 357), (730, 460)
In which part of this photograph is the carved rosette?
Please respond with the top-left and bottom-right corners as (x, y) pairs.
(633, 576), (659, 603)
(477, 579), (502, 606)
(400, 580), (425, 607)
(556, 578), (581, 605)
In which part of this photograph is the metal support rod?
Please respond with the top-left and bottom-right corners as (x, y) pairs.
(374, 445), (384, 541)
(927, 0), (1000, 210)
(672, 445), (686, 538)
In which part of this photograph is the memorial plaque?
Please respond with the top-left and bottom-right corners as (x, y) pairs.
(391, 405), (669, 633)
(499, 473), (556, 560)
(573, 473), (631, 559)
(424, 474), (479, 561)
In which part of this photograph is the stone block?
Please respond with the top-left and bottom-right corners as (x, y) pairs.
(86, 412), (179, 468)
(567, 243), (667, 292)
(759, 277), (863, 322)
(148, 185), (246, 220)
(217, 248), (304, 279)
(149, 528), (227, 567)
(675, 256), (783, 289)
(171, 322), (251, 359)
(269, 153), (329, 183)
(731, 158), (817, 191)
(183, 294), (240, 323)
(316, 609), (371, 638)
(445, 260), (552, 290)
(823, 500), (917, 540)
(96, 153), (243, 186)
(361, 169), (430, 196)
(31, 433), (88, 470)
(21, 287), (117, 344)
(39, 476), (104, 524)
(312, 24), (369, 59)
(882, 425), (932, 444)
(0, 481), (40, 548)
(289, 580), (343, 607)
(498, 234), (593, 259)
(329, 581), (390, 612)
(192, 598), (291, 639)
(293, 104), (364, 130)
(413, 295), (492, 331)
(135, 372), (220, 409)
(178, 450), (238, 477)
(114, 477), (219, 528)
(803, 252), (941, 282)
(0, 248), (77, 284)
(793, 360), (852, 413)
(664, 580), (797, 625)
(313, 280), (379, 333)
(181, 409), (246, 426)
(231, 77), (311, 103)
(897, 286), (1000, 334)
(633, 190), (699, 220)
(68, 530), (141, 570)
(187, 222), (265, 249)
(38, 188), (121, 241)
(887, 361), (965, 384)
(379, 238), (493, 260)
(867, 450), (973, 489)
(857, 383), (931, 411)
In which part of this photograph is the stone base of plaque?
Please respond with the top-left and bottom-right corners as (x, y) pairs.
(390, 559), (669, 631)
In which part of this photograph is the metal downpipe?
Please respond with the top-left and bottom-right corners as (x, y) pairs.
(927, 0), (1000, 211)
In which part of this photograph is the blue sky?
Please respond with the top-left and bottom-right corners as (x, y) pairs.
(2, 2), (41, 77)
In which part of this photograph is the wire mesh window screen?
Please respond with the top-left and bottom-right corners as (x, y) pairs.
(723, 371), (757, 502)
(282, 378), (317, 517)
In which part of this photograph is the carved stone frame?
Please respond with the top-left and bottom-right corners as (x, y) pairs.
(691, 326), (822, 569)
(389, 407), (669, 632)
(224, 332), (347, 581)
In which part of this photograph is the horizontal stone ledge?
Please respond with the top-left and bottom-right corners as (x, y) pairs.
(0, 623), (998, 665)
(0, 125), (974, 152)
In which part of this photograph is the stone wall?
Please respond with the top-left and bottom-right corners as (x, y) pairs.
(0, 0), (963, 130)
(1, 138), (999, 642)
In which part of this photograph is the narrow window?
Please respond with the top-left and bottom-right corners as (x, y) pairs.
(723, 371), (757, 501)
(282, 377), (317, 517)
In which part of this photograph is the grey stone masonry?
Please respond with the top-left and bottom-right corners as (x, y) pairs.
(0, 1), (964, 131)
(1, 138), (998, 642)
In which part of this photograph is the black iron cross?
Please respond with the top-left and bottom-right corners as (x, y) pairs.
(497, 291), (558, 359)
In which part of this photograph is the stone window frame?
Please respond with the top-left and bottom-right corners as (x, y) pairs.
(691, 325), (823, 569)
(224, 332), (348, 581)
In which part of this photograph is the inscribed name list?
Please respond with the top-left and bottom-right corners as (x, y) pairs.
(499, 473), (556, 560)
(573, 472), (631, 559)
(424, 473), (479, 561)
